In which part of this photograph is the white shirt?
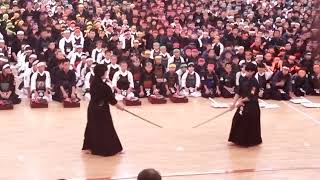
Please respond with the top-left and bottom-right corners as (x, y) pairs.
(71, 33), (84, 47)
(119, 34), (135, 49)
(168, 56), (185, 69)
(181, 71), (201, 88)
(84, 70), (94, 89)
(24, 68), (37, 88)
(176, 69), (188, 86)
(112, 70), (134, 89)
(59, 37), (73, 55)
(150, 49), (161, 59)
(255, 71), (273, 82)
(69, 52), (85, 65)
(99, 58), (111, 65)
(76, 62), (86, 78)
(106, 64), (120, 79)
(91, 48), (104, 63)
(30, 71), (51, 91)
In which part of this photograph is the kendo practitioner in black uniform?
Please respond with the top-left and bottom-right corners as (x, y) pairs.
(52, 59), (78, 102)
(139, 62), (158, 97)
(307, 64), (320, 96)
(164, 63), (180, 96)
(107, 55), (120, 83)
(129, 58), (143, 97)
(255, 63), (273, 99)
(82, 64), (124, 156)
(219, 63), (236, 98)
(228, 62), (262, 147)
(0, 64), (21, 104)
(153, 56), (166, 96)
(201, 64), (220, 98)
(291, 68), (310, 97)
(271, 65), (294, 100)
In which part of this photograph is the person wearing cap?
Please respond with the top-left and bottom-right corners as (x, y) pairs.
(52, 59), (79, 102)
(291, 68), (310, 97)
(307, 64), (320, 96)
(271, 64), (294, 100)
(0, 64), (21, 104)
(255, 63), (273, 99)
(201, 63), (220, 98)
(112, 61), (135, 100)
(139, 61), (158, 97)
(59, 30), (74, 57)
(91, 40), (104, 63)
(30, 62), (51, 101)
(180, 62), (201, 97)
(164, 63), (180, 96)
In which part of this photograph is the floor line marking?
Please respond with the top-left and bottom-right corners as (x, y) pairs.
(281, 101), (320, 124)
(76, 166), (320, 180)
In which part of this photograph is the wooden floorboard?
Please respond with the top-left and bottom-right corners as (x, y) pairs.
(0, 97), (319, 180)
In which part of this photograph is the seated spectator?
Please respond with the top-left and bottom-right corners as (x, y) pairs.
(30, 62), (51, 101)
(255, 63), (273, 99)
(219, 63), (236, 98)
(271, 65), (294, 100)
(292, 68), (310, 97)
(112, 61), (135, 100)
(181, 62), (201, 97)
(308, 63), (320, 96)
(0, 64), (21, 104)
(52, 59), (79, 102)
(139, 62), (158, 97)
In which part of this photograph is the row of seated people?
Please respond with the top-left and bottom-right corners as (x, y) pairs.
(1, 55), (320, 108)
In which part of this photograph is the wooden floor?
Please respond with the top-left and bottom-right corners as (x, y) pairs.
(1, 96), (320, 180)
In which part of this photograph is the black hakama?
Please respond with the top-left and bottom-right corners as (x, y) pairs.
(228, 77), (262, 147)
(82, 78), (123, 156)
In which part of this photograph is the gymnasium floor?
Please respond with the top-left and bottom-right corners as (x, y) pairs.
(1, 96), (320, 180)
